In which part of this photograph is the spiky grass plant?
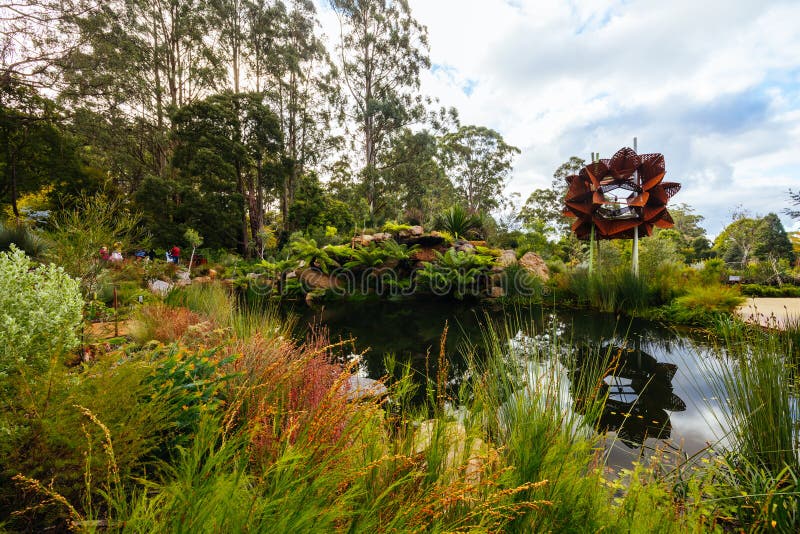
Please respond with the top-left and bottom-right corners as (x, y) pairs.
(700, 316), (800, 530)
(435, 204), (483, 239)
(0, 221), (48, 258)
(457, 313), (616, 531)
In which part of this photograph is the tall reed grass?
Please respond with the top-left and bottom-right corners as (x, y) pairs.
(567, 268), (657, 313)
(700, 316), (800, 530)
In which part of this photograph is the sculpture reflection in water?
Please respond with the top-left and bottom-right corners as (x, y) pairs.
(571, 343), (686, 448)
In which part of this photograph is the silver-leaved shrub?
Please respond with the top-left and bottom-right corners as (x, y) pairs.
(0, 246), (83, 377)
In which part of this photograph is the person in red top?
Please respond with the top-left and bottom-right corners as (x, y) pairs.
(99, 246), (109, 261)
(169, 245), (181, 264)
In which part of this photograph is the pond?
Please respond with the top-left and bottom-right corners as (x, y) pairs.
(287, 299), (726, 468)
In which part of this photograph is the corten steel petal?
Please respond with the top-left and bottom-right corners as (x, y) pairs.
(608, 147), (640, 180)
(595, 218), (641, 237)
(638, 153), (666, 190)
(643, 204), (667, 222)
(627, 192), (649, 207)
(654, 211), (674, 228)
(564, 147), (679, 241)
(565, 175), (592, 202)
(584, 161), (609, 189)
(661, 182), (681, 199)
(565, 201), (595, 216)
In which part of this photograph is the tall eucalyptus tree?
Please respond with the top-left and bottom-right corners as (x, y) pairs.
(329, 0), (430, 223)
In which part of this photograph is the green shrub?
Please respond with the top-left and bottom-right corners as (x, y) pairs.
(742, 258), (794, 285)
(0, 353), (175, 529)
(435, 230), (455, 245)
(288, 235), (338, 273)
(0, 246), (83, 377)
(143, 345), (235, 452)
(416, 249), (492, 299)
(379, 239), (417, 261)
(44, 192), (146, 295)
(323, 244), (356, 262)
(165, 283), (234, 326)
(674, 285), (744, 314)
(650, 285), (745, 325)
(382, 221), (413, 233)
(545, 258), (566, 275)
(474, 245), (501, 257)
(741, 283), (800, 298)
(344, 244), (389, 269)
(699, 258), (727, 285)
(0, 221), (48, 258)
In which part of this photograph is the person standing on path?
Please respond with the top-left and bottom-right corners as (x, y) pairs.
(169, 245), (181, 264)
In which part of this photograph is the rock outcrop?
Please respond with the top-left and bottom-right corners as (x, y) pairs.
(299, 269), (340, 291)
(498, 250), (517, 268)
(518, 252), (550, 281)
(410, 247), (439, 262)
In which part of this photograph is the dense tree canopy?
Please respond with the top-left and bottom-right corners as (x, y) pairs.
(0, 83), (98, 218)
(714, 212), (795, 267)
(439, 125), (520, 214)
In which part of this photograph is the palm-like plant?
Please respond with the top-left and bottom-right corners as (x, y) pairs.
(437, 248), (494, 270)
(323, 244), (356, 263)
(435, 205), (483, 239)
(289, 236), (338, 273)
(416, 249), (489, 299)
(344, 244), (389, 269)
(379, 239), (418, 261)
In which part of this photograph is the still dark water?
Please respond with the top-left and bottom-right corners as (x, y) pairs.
(287, 299), (725, 467)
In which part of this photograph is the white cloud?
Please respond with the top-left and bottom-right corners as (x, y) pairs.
(317, 0), (800, 236)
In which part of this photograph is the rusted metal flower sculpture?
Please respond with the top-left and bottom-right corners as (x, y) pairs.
(563, 147), (680, 240)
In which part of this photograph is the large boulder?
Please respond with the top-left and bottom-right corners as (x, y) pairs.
(498, 250), (517, 268)
(454, 240), (475, 254)
(176, 269), (192, 287)
(351, 234), (375, 247)
(344, 375), (388, 401)
(518, 252), (550, 281)
(148, 279), (173, 296)
(299, 269), (340, 291)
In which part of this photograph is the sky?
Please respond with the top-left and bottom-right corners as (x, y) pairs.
(316, 0), (800, 237)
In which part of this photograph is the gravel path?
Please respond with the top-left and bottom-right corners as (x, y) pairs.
(737, 298), (800, 329)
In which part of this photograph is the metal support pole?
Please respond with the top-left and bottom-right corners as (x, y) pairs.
(632, 137), (639, 277)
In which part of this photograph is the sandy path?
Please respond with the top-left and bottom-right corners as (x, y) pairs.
(737, 298), (800, 329)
